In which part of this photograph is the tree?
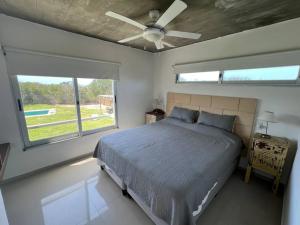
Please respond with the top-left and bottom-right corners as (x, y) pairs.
(19, 79), (113, 105)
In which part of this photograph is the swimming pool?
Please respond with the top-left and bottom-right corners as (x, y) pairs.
(24, 109), (56, 117)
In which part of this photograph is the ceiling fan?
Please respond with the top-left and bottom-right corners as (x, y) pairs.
(105, 0), (201, 50)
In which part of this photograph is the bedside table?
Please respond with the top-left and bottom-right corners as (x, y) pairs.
(145, 111), (165, 124)
(244, 133), (289, 194)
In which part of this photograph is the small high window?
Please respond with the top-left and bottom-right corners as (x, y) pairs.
(176, 65), (300, 85)
(177, 71), (220, 83)
(223, 65), (300, 83)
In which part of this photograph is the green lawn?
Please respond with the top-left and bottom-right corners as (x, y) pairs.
(24, 104), (115, 141)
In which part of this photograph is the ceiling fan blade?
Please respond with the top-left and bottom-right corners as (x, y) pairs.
(161, 41), (175, 48)
(155, 0), (187, 28)
(155, 41), (164, 50)
(118, 34), (143, 43)
(106, 11), (147, 30)
(166, 30), (201, 39)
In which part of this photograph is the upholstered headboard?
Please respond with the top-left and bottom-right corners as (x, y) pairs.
(166, 92), (257, 149)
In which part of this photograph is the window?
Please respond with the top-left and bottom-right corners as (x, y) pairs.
(177, 71), (220, 83)
(223, 65), (300, 83)
(13, 75), (117, 148)
(77, 78), (115, 133)
(176, 65), (300, 85)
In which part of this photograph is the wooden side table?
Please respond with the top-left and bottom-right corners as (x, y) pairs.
(145, 111), (165, 124)
(244, 133), (289, 194)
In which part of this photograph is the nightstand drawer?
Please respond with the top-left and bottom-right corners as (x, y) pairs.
(253, 146), (284, 155)
(253, 140), (287, 155)
(145, 111), (165, 124)
(146, 114), (157, 124)
(250, 151), (280, 175)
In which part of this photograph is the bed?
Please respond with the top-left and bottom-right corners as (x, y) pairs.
(93, 92), (257, 225)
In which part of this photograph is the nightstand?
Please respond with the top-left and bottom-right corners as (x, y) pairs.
(145, 110), (165, 124)
(244, 133), (289, 194)
(0, 143), (10, 182)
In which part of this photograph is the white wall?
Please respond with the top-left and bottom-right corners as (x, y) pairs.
(282, 139), (300, 225)
(0, 14), (154, 180)
(153, 18), (300, 183)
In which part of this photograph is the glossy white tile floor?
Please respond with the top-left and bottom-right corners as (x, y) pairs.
(1, 157), (282, 225)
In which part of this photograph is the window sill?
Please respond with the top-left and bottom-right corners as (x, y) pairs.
(23, 126), (119, 151)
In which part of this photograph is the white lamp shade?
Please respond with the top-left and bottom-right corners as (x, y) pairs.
(258, 111), (278, 123)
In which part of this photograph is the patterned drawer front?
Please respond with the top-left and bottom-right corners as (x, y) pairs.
(146, 114), (156, 124)
(253, 134), (289, 150)
(250, 150), (280, 174)
(253, 141), (286, 155)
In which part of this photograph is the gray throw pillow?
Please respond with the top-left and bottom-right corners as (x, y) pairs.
(197, 111), (236, 132)
(169, 106), (198, 123)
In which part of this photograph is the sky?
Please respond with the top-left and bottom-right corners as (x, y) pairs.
(17, 75), (94, 86)
(223, 65), (299, 80)
(179, 71), (219, 81)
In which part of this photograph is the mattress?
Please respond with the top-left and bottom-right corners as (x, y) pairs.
(93, 118), (242, 225)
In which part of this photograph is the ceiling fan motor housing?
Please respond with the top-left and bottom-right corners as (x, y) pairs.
(149, 10), (160, 21)
(143, 28), (165, 42)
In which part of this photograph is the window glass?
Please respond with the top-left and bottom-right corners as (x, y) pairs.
(223, 66), (300, 81)
(77, 78), (115, 132)
(177, 71), (220, 82)
(17, 75), (78, 142)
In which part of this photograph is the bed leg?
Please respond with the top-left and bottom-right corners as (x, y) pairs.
(100, 165), (105, 170)
(122, 189), (132, 199)
(127, 193), (132, 199)
(122, 189), (127, 196)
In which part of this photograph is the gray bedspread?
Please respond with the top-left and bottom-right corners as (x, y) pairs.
(93, 118), (242, 225)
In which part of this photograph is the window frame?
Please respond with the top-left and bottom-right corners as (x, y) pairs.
(176, 65), (300, 86)
(11, 76), (118, 149)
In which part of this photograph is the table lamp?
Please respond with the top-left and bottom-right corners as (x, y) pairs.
(258, 111), (277, 138)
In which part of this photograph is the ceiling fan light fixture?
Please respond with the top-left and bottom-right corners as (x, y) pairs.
(105, 0), (201, 50)
(143, 28), (164, 42)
